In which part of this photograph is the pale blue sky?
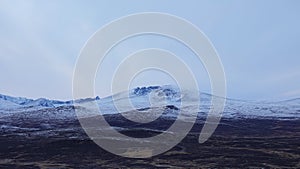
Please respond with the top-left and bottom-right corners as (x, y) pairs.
(0, 0), (300, 100)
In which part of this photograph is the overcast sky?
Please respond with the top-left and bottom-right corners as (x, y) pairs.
(1, 0), (300, 100)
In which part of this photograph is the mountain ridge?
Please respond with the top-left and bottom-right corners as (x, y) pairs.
(1, 85), (300, 120)
(1, 85), (300, 106)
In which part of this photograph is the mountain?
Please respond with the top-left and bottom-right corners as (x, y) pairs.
(0, 85), (299, 120)
(0, 94), (72, 112)
(0, 94), (32, 105)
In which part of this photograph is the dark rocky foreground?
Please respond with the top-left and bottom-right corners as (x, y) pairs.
(0, 111), (299, 168)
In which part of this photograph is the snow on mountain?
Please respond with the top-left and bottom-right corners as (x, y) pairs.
(97, 85), (300, 120)
(25, 98), (55, 107)
(0, 94), (33, 105)
(0, 94), (72, 113)
(0, 85), (300, 120)
(0, 98), (23, 110)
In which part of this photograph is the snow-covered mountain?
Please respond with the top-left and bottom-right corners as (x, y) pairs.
(0, 94), (72, 112)
(0, 85), (300, 120)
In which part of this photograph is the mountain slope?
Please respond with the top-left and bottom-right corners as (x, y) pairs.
(0, 85), (299, 120)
